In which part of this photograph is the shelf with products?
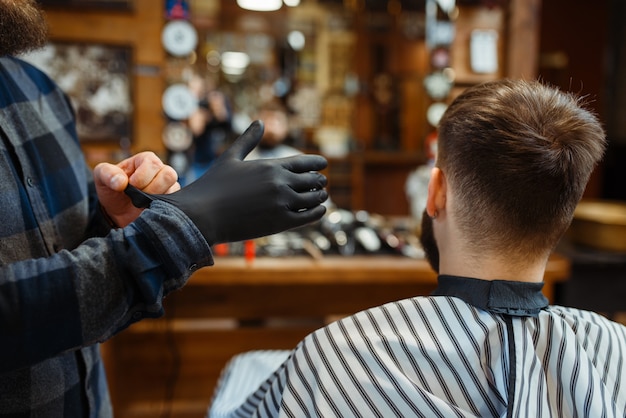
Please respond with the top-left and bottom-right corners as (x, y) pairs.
(44, 0), (539, 215)
(337, 0), (540, 217)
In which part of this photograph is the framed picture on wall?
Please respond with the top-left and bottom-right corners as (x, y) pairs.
(38, 0), (133, 11)
(21, 41), (133, 143)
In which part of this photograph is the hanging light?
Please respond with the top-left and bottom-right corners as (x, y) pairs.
(221, 51), (250, 76)
(237, 0), (282, 11)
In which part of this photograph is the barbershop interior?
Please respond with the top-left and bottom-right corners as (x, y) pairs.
(29, 0), (626, 416)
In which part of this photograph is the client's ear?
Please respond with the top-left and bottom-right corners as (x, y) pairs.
(426, 167), (447, 218)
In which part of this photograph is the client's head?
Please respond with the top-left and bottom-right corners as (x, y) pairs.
(421, 79), (606, 272)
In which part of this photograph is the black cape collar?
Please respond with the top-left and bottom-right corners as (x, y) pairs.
(432, 275), (549, 317)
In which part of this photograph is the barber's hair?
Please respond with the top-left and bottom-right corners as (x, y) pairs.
(437, 79), (606, 258)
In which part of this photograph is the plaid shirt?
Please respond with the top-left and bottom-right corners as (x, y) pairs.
(0, 57), (212, 416)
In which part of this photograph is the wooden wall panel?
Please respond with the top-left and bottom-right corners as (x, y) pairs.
(451, 5), (506, 85)
(507, 0), (541, 79)
(43, 0), (166, 163)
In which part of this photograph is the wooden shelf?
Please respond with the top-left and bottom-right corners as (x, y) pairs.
(102, 254), (570, 418)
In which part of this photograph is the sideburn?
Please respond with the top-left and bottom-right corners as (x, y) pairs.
(419, 209), (440, 274)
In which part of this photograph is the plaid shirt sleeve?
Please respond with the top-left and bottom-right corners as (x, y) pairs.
(0, 57), (213, 375)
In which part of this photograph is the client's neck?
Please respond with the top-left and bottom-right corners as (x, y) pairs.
(438, 247), (548, 283)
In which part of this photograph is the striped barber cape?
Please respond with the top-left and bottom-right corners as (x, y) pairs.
(209, 275), (626, 418)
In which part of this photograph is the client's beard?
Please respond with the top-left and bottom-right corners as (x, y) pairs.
(419, 209), (440, 273)
(0, 0), (49, 57)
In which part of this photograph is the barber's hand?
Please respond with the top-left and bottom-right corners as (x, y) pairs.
(94, 152), (180, 227)
(125, 121), (329, 245)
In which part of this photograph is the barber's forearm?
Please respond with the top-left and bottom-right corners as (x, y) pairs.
(0, 200), (211, 373)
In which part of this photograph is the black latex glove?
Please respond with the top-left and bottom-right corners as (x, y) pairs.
(125, 121), (329, 246)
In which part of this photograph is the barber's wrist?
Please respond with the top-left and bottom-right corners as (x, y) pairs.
(99, 203), (119, 229)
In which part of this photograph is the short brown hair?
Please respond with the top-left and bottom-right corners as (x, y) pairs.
(437, 79), (606, 258)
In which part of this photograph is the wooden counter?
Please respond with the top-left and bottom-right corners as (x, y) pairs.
(102, 253), (570, 418)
